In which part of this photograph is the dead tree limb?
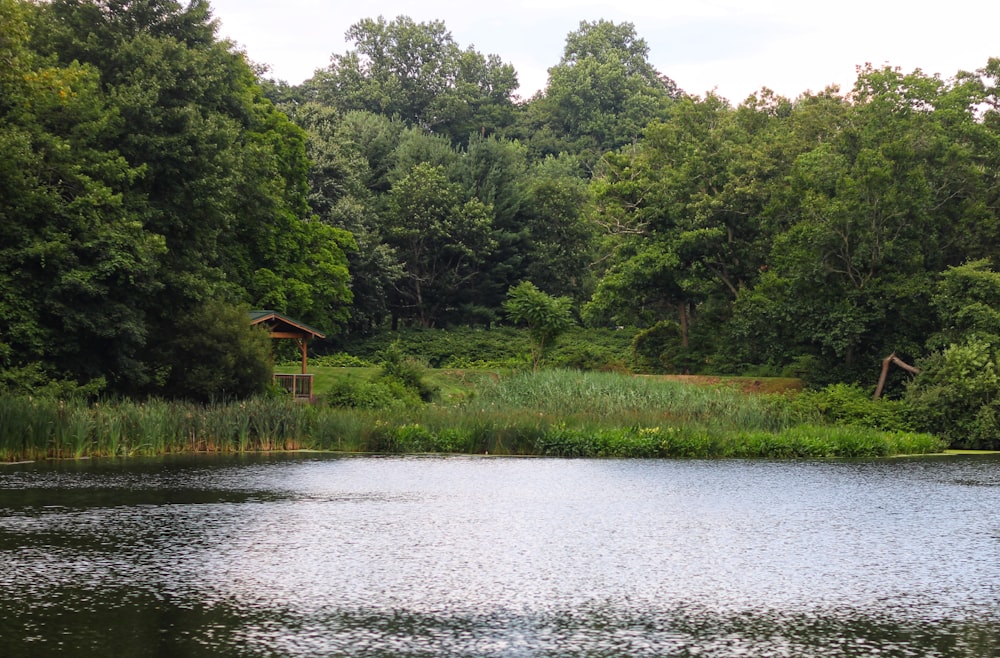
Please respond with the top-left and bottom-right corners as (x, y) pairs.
(873, 353), (921, 400)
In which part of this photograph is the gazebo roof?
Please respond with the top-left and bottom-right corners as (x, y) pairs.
(249, 310), (326, 339)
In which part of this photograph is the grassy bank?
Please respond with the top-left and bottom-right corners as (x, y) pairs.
(0, 370), (944, 461)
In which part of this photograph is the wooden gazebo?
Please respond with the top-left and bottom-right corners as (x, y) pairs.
(249, 310), (325, 400)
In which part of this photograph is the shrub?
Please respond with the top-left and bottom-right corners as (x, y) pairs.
(322, 379), (420, 410)
(794, 383), (914, 432)
(378, 343), (439, 402)
(546, 342), (627, 371)
(905, 339), (1000, 448)
(159, 300), (272, 401)
(631, 321), (682, 373)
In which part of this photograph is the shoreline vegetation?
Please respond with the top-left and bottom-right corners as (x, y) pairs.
(0, 370), (945, 462)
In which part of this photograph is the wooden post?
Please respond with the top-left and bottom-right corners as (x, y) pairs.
(298, 338), (308, 374)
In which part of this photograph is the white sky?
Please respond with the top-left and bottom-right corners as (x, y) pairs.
(207, 0), (1000, 103)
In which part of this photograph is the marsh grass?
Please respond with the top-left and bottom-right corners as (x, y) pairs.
(473, 370), (805, 433)
(0, 370), (946, 461)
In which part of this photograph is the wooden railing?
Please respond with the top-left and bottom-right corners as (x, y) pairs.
(273, 373), (314, 401)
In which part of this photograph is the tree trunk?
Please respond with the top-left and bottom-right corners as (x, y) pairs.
(678, 302), (689, 349)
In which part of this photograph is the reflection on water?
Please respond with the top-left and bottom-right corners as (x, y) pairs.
(1, 454), (999, 657)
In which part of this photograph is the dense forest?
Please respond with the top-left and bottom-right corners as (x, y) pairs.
(4, 0), (1000, 443)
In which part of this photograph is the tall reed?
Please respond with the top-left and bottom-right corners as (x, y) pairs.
(0, 371), (946, 461)
(473, 370), (806, 432)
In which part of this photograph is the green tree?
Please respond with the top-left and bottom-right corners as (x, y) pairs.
(0, 0), (165, 392)
(515, 20), (677, 162)
(297, 106), (402, 335)
(903, 260), (1000, 448)
(521, 154), (596, 301)
(302, 15), (518, 143)
(451, 133), (530, 319)
(735, 67), (989, 382)
(384, 163), (495, 326)
(159, 300), (273, 401)
(583, 93), (769, 362)
(928, 259), (1000, 348)
(11, 0), (354, 395)
(504, 281), (575, 369)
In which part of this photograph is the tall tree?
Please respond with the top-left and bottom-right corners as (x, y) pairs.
(731, 66), (994, 382)
(297, 106), (403, 335)
(13, 0), (353, 395)
(0, 0), (164, 391)
(303, 15), (518, 143)
(516, 20), (678, 163)
(520, 155), (596, 301)
(384, 163), (495, 326)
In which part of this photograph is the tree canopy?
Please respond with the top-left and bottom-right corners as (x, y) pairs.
(0, 0), (352, 396)
(5, 0), (1000, 422)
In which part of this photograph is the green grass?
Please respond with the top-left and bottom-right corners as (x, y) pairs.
(273, 364), (377, 392)
(0, 370), (946, 461)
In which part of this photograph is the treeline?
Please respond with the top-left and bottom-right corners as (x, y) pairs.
(5, 0), (1000, 444)
(1, 0), (356, 398)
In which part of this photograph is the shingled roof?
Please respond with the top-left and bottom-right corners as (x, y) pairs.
(248, 310), (326, 339)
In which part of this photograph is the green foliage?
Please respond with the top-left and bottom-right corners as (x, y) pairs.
(0, 369), (944, 462)
(0, 0), (166, 392)
(532, 423), (941, 459)
(377, 343), (439, 402)
(8, 0), (1000, 434)
(322, 378), (421, 410)
(335, 326), (532, 369)
(302, 15), (517, 143)
(929, 259), (1000, 348)
(517, 20), (676, 162)
(546, 342), (628, 372)
(158, 300), (273, 401)
(311, 353), (376, 368)
(504, 281), (575, 369)
(475, 369), (801, 433)
(906, 339), (1000, 448)
(904, 261), (1000, 448)
(385, 162), (496, 326)
(793, 384), (914, 432)
(0, 394), (313, 460)
(520, 154), (596, 302)
(0, 0), (355, 397)
(631, 321), (685, 373)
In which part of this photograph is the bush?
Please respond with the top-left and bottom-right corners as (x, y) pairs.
(334, 326), (643, 371)
(546, 342), (628, 371)
(378, 343), (439, 402)
(336, 326), (530, 368)
(794, 383), (914, 433)
(159, 300), (273, 401)
(631, 321), (682, 373)
(905, 339), (1000, 448)
(321, 378), (420, 410)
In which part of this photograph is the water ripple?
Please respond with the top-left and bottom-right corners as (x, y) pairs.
(2, 454), (999, 656)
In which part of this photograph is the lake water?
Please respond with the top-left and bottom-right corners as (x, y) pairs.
(1, 454), (999, 657)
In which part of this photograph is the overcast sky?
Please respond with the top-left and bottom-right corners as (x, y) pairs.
(207, 0), (999, 103)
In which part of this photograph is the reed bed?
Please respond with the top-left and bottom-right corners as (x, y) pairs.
(469, 370), (807, 432)
(0, 370), (946, 461)
(0, 396), (312, 460)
